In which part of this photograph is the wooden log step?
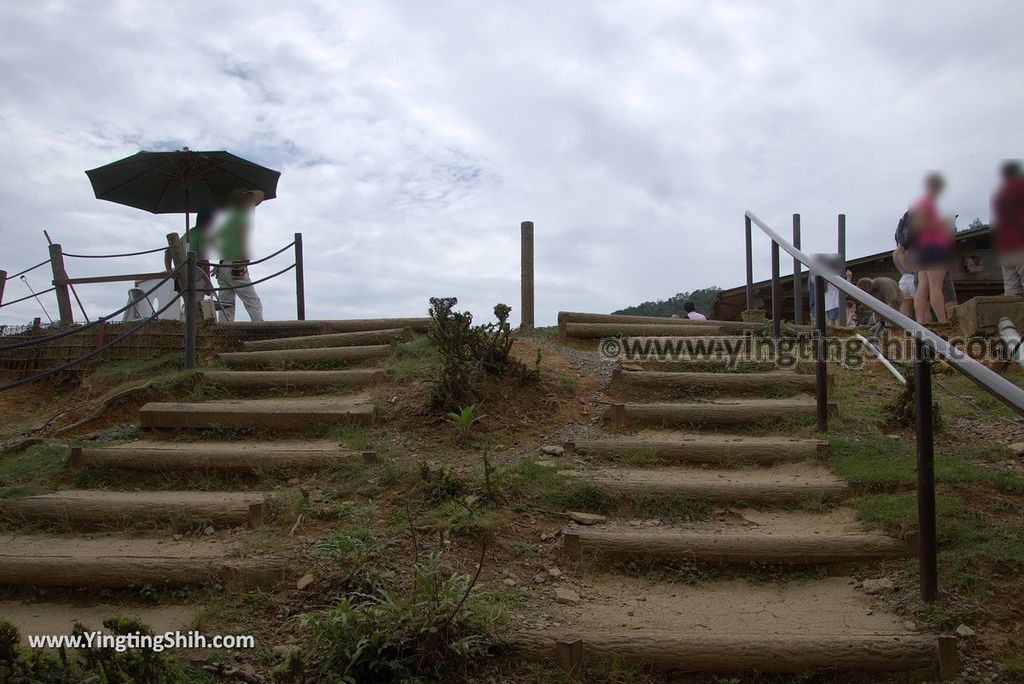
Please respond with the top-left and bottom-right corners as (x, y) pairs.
(218, 317), (430, 335)
(562, 527), (905, 564)
(0, 534), (286, 588)
(606, 398), (836, 428)
(515, 632), (956, 678)
(612, 369), (824, 394)
(242, 327), (412, 351)
(139, 396), (376, 431)
(558, 311), (812, 335)
(566, 323), (724, 339)
(217, 344), (392, 369)
(0, 490), (268, 528)
(199, 369), (385, 391)
(565, 435), (823, 464)
(562, 465), (849, 503)
(70, 441), (370, 472)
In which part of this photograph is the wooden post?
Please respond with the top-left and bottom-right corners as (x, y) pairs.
(95, 319), (106, 350)
(914, 336), (938, 602)
(837, 214), (847, 326)
(744, 215), (754, 312)
(814, 274), (828, 432)
(792, 214), (802, 325)
(294, 232), (305, 321)
(48, 243), (73, 325)
(184, 251), (197, 370)
(0, 271), (6, 308)
(521, 220), (534, 330)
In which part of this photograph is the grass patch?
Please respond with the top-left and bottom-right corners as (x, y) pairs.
(390, 334), (440, 381)
(828, 435), (1024, 493)
(0, 443), (66, 498)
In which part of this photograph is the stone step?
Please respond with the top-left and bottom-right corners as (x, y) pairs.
(612, 368), (823, 394)
(565, 434), (823, 465)
(242, 327), (413, 352)
(0, 534), (286, 588)
(217, 344), (392, 369)
(563, 527), (906, 564)
(0, 490), (268, 528)
(139, 395), (377, 431)
(606, 398), (835, 428)
(561, 464), (848, 504)
(199, 369), (385, 391)
(70, 441), (371, 473)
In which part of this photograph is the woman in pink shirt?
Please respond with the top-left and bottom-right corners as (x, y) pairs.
(911, 172), (953, 323)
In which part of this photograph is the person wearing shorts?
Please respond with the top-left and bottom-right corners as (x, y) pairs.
(911, 173), (953, 323)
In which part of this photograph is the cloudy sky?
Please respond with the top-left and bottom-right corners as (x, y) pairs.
(1, 1), (1022, 326)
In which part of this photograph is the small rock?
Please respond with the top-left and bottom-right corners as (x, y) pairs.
(568, 511), (607, 525)
(903, 621), (917, 631)
(286, 478), (300, 486)
(273, 644), (300, 659)
(554, 587), (580, 605)
(955, 624), (976, 637)
(502, 578), (518, 587)
(547, 567), (562, 578)
(1008, 442), (1024, 456)
(296, 574), (315, 590)
(499, 567), (510, 578)
(541, 445), (565, 456)
(861, 578), (895, 594)
(533, 574), (546, 585)
(536, 460), (557, 468)
(464, 495), (479, 506)
(172, 534), (183, 542)
(203, 526), (215, 536)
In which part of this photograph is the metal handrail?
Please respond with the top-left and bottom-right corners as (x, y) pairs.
(746, 210), (1024, 417)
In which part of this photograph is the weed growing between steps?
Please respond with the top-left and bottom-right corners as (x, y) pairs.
(0, 617), (204, 683)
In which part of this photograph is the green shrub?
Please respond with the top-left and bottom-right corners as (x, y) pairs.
(301, 551), (508, 682)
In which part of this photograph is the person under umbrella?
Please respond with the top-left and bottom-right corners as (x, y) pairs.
(214, 188), (264, 322)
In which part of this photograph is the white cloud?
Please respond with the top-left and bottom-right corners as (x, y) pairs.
(2, 0), (1022, 327)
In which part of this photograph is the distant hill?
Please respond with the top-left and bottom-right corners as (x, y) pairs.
(612, 287), (722, 318)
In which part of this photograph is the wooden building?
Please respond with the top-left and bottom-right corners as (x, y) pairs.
(710, 224), (1001, 323)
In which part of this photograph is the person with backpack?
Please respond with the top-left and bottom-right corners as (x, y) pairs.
(909, 172), (953, 323)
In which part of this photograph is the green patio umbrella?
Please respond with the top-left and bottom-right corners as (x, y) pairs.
(85, 149), (281, 243)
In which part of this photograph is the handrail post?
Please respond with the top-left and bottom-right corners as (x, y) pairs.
(744, 215), (754, 312)
(521, 220), (535, 330)
(0, 271), (6, 308)
(771, 241), (782, 339)
(792, 214), (802, 325)
(914, 335), (939, 602)
(814, 273), (828, 431)
(294, 233), (305, 321)
(48, 243), (73, 325)
(837, 214), (848, 326)
(184, 251), (197, 370)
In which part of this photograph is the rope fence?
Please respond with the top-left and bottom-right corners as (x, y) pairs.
(62, 245), (168, 259)
(0, 287), (57, 308)
(0, 265), (182, 352)
(2, 232), (305, 376)
(0, 291), (184, 393)
(3, 258), (51, 280)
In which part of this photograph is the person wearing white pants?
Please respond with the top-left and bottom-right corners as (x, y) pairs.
(214, 188), (265, 322)
(215, 262), (263, 322)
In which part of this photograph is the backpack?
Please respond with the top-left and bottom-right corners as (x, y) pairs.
(895, 210), (914, 248)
